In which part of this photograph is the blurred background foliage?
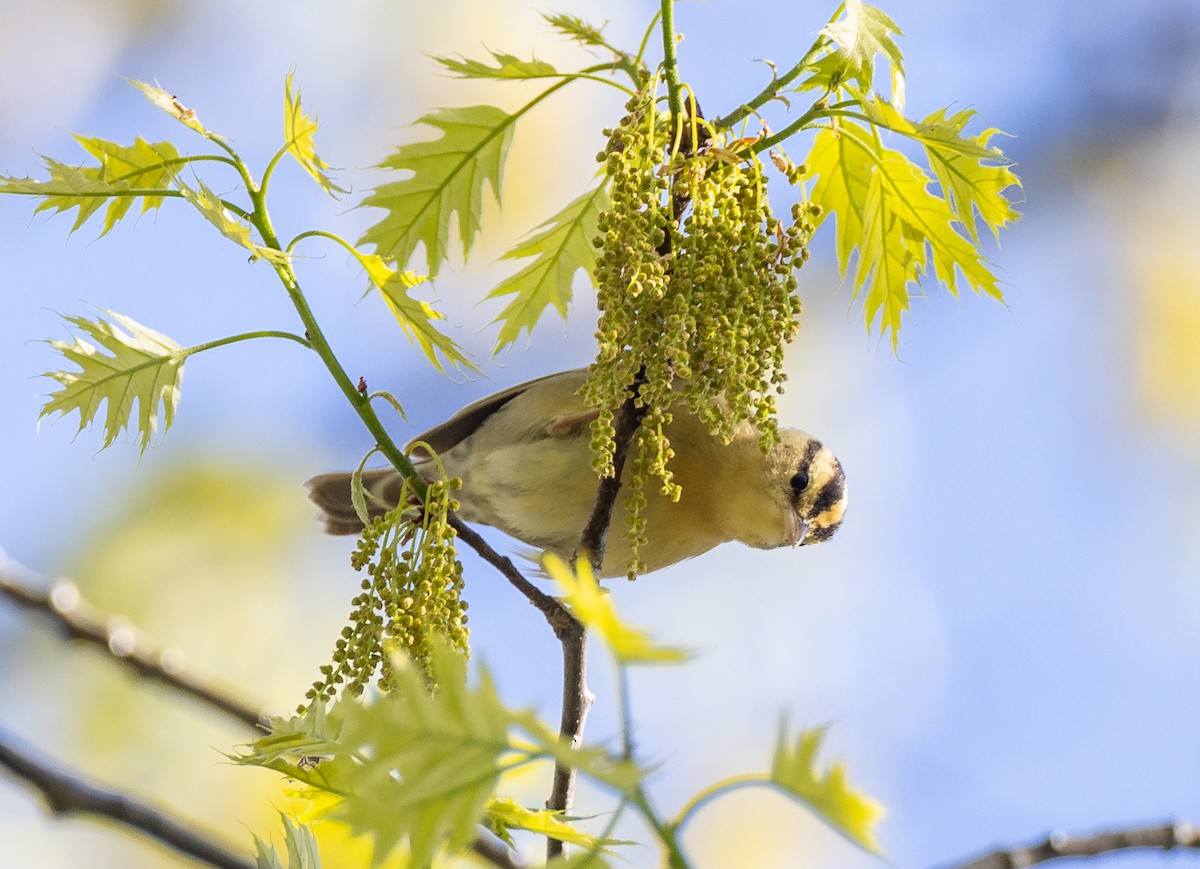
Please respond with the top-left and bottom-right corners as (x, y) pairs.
(2, 0), (1200, 867)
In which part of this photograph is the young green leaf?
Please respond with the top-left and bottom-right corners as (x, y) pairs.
(331, 642), (511, 867)
(252, 813), (323, 869)
(820, 0), (905, 105)
(177, 180), (290, 266)
(130, 80), (212, 136)
(771, 725), (884, 854)
(807, 120), (1005, 348)
(917, 108), (1020, 243)
(434, 50), (558, 81)
(542, 12), (608, 48)
(358, 106), (515, 276)
(541, 555), (690, 665)
(0, 136), (181, 236)
(284, 72), (347, 196)
(486, 184), (609, 352)
(41, 311), (186, 455)
(487, 797), (627, 851)
(354, 251), (476, 373)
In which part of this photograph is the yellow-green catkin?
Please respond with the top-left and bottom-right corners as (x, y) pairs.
(584, 85), (819, 578)
(302, 475), (469, 710)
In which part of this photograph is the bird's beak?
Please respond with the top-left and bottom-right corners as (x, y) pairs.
(786, 509), (812, 547)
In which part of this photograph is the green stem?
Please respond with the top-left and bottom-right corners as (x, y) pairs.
(659, 0), (683, 122)
(713, 39), (829, 130)
(182, 329), (311, 358)
(634, 9), (663, 72)
(671, 774), (764, 834)
(750, 99), (858, 154)
(631, 787), (691, 869)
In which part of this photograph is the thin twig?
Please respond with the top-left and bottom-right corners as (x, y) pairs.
(0, 567), (266, 730)
(471, 826), (528, 869)
(448, 517), (573, 628)
(935, 821), (1200, 869)
(0, 725), (256, 869)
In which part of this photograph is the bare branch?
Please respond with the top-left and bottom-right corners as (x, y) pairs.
(0, 725), (255, 869)
(0, 565), (267, 730)
(935, 821), (1200, 869)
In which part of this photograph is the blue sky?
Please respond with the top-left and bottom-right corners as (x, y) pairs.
(3, 1), (1200, 866)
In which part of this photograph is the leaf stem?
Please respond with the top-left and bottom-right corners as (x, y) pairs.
(750, 100), (851, 154)
(631, 786), (691, 869)
(182, 329), (310, 358)
(671, 774), (764, 834)
(712, 38), (829, 130)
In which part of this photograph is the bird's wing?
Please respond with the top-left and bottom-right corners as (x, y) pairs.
(406, 369), (590, 459)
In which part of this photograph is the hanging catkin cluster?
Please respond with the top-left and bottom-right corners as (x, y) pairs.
(303, 475), (468, 709)
(583, 87), (819, 577)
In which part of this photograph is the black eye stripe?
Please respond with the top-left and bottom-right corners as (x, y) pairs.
(810, 476), (845, 516)
(808, 519), (842, 542)
(799, 438), (821, 471)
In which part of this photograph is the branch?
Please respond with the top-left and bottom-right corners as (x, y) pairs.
(0, 725), (255, 869)
(577, 370), (650, 570)
(0, 566), (266, 730)
(936, 821), (1200, 869)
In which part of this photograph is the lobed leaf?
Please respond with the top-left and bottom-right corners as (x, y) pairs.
(434, 50), (558, 81)
(541, 12), (608, 48)
(771, 725), (885, 854)
(487, 797), (629, 851)
(917, 108), (1020, 243)
(358, 105), (515, 276)
(177, 180), (290, 265)
(820, 0), (905, 105)
(131, 80), (211, 136)
(807, 120), (1007, 348)
(541, 555), (690, 665)
(0, 136), (181, 236)
(353, 251), (476, 373)
(486, 184), (609, 352)
(331, 642), (512, 867)
(252, 813), (323, 869)
(283, 72), (347, 196)
(40, 311), (186, 455)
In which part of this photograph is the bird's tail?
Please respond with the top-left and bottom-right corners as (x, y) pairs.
(305, 468), (410, 535)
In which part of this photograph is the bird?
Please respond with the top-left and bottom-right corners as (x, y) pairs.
(307, 369), (847, 578)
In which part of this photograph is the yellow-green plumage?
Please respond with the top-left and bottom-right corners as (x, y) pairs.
(308, 369), (846, 578)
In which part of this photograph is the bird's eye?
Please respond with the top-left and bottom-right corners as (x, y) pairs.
(790, 471), (810, 493)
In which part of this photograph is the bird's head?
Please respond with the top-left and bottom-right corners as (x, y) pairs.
(763, 429), (847, 548)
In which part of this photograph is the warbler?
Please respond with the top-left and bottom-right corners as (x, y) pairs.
(308, 369), (847, 577)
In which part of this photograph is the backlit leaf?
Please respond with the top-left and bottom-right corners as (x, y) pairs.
(0, 136), (181, 235)
(541, 554), (690, 665)
(820, 0), (905, 105)
(771, 725), (884, 854)
(807, 120), (1006, 348)
(130, 79), (211, 136)
(353, 251), (475, 373)
(434, 51), (558, 81)
(359, 105), (515, 276)
(487, 184), (608, 352)
(252, 813), (323, 869)
(178, 180), (290, 266)
(487, 797), (627, 851)
(40, 311), (185, 455)
(331, 642), (510, 867)
(284, 72), (346, 196)
(542, 12), (608, 48)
